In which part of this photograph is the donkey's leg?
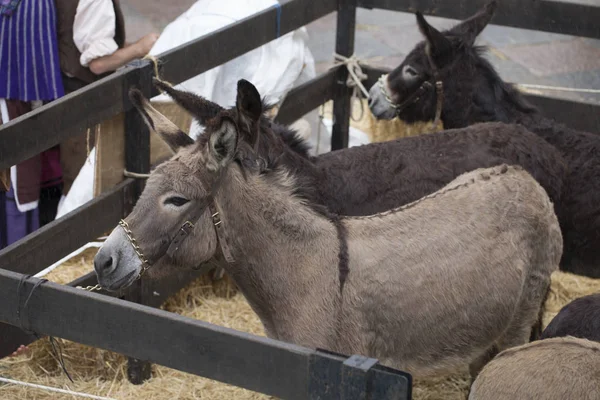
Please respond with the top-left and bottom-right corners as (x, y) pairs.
(497, 272), (552, 353)
(468, 344), (498, 382)
(529, 284), (551, 342)
(467, 344), (499, 399)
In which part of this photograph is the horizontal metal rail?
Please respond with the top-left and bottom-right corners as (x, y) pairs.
(0, 269), (411, 399)
(0, 179), (136, 275)
(275, 68), (338, 125)
(358, 0), (600, 39)
(0, 0), (337, 170)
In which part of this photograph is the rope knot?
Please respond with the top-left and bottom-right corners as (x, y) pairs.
(332, 53), (370, 98)
(332, 53), (371, 121)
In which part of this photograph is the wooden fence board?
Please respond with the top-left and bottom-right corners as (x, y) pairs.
(358, 0), (600, 39)
(0, 269), (411, 399)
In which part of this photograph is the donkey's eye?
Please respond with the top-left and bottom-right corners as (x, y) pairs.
(164, 197), (190, 207)
(402, 65), (419, 79)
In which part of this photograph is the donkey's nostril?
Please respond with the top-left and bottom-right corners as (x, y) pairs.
(102, 257), (113, 271)
(94, 251), (115, 276)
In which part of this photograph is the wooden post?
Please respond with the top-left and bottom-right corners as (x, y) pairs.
(331, 0), (357, 151)
(123, 59), (153, 384)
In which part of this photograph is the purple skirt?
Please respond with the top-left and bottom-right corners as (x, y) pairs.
(0, 0), (64, 101)
(0, 185), (39, 248)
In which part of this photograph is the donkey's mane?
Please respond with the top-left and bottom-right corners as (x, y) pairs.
(197, 111), (331, 221)
(472, 46), (538, 115)
(345, 164), (514, 221)
(195, 101), (312, 157)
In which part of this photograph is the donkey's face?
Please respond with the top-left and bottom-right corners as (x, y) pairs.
(94, 81), (263, 291)
(368, 1), (498, 125)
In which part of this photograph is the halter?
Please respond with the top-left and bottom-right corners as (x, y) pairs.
(118, 169), (235, 282)
(377, 61), (444, 130)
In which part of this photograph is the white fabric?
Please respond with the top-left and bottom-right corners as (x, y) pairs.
(310, 118), (371, 155)
(55, 147), (95, 219)
(149, 0), (316, 139)
(1, 98), (39, 212)
(73, 0), (118, 67)
(56, 0), (316, 218)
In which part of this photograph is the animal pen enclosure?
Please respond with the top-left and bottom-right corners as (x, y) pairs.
(1, 0), (600, 398)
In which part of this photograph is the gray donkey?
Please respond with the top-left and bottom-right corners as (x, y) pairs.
(469, 337), (600, 400)
(94, 93), (562, 379)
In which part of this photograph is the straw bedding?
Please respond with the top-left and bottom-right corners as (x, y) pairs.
(1, 253), (597, 400)
(1, 105), (597, 399)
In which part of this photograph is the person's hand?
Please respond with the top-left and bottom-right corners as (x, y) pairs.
(10, 344), (29, 357)
(135, 33), (159, 57)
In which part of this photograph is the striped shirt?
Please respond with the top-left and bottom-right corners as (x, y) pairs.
(0, 0), (64, 101)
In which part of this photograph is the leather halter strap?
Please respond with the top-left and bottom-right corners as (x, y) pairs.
(163, 168), (235, 264)
(119, 168), (236, 281)
(377, 57), (444, 129)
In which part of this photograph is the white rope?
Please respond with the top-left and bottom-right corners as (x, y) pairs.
(515, 83), (600, 94)
(123, 170), (151, 179)
(0, 377), (116, 400)
(332, 53), (370, 99)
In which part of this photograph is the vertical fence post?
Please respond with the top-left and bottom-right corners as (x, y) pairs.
(331, 0), (357, 151)
(122, 59), (153, 384)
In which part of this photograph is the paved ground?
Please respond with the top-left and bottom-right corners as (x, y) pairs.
(122, 1), (600, 104)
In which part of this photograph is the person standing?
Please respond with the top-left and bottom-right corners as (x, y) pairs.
(54, 0), (158, 196)
(0, 0), (66, 248)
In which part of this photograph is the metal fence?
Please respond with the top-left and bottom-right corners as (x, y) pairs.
(0, 0), (599, 397)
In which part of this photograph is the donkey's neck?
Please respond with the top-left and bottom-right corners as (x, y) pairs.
(214, 166), (340, 345)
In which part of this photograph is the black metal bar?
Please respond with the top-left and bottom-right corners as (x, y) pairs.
(361, 65), (600, 134)
(342, 355), (379, 399)
(275, 68), (339, 125)
(0, 264), (210, 358)
(0, 179), (136, 359)
(122, 59), (154, 384)
(331, 0), (357, 151)
(0, 269), (411, 399)
(0, 179), (136, 275)
(0, 0), (336, 170)
(523, 93), (600, 135)
(358, 0), (600, 40)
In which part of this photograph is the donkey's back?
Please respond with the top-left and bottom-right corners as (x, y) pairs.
(341, 165), (562, 377)
(469, 337), (600, 400)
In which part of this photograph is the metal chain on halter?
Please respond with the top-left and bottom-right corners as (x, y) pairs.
(118, 219), (152, 276)
(377, 74), (399, 110)
(76, 284), (102, 292)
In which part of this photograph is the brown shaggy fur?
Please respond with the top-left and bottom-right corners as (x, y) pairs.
(369, 0), (600, 277)
(150, 79), (567, 227)
(541, 293), (600, 343)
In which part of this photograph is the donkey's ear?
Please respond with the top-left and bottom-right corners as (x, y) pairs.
(206, 117), (238, 171)
(416, 12), (453, 67)
(153, 78), (224, 124)
(448, 0), (497, 46)
(129, 88), (194, 153)
(236, 79), (263, 127)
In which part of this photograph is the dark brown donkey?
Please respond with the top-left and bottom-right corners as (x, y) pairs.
(368, 0), (600, 278)
(152, 78), (566, 218)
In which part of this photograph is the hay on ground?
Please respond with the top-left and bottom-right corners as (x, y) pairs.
(2, 247), (598, 400)
(320, 98), (444, 143)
